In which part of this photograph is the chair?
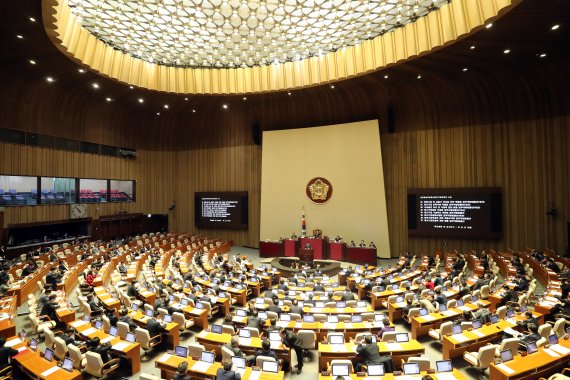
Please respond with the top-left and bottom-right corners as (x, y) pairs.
(140, 374), (163, 380)
(221, 345), (234, 362)
(429, 321), (453, 342)
(53, 337), (68, 360)
(496, 338), (519, 356)
(539, 324), (553, 339)
(329, 359), (354, 374)
(545, 368), (570, 380)
(85, 352), (120, 378)
(298, 330), (316, 359)
(381, 332), (397, 342)
(187, 342), (206, 359)
(327, 332), (345, 343)
(243, 327), (260, 337)
(68, 344), (86, 370)
(41, 326), (58, 347)
(0, 366), (14, 380)
(134, 327), (162, 355)
(102, 315), (111, 333)
(496, 306), (507, 320)
(480, 285), (490, 299)
(222, 325), (235, 335)
(256, 355), (278, 368)
(117, 322), (130, 339)
(463, 345), (498, 371)
(402, 357), (431, 371)
(550, 318), (567, 338)
(172, 312), (194, 334)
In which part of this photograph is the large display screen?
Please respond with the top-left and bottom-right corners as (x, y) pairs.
(195, 192), (248, 229)
(408, 188), (502, 239)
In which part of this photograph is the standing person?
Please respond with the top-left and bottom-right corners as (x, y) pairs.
(354, 335), (382, 372)
(280, 328), (303, 374)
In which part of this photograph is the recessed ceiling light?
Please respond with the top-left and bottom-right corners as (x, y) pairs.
(243, 97), (247, 100)
(129, 86), (134, 89)
(462, 68), (468, 72)
(105, 97), (112, 102)
(192, 109), (196, 113)
(184, 97), (188, 101)
(330, 84), (335, 89)
(29, 17), (36, 22)
(156, 112), (160, 116)
(222, 104), (228, 109)
(551, 24), (560, 30)
(78, 68), (86, 73)
(163, 104), (169, 109)
(503, 49), (511, 54)
(485, 23), (492, 29)
(539, 53), (547, 58)
(29, 59), (36, 65)
(92, 83), (99, 89)
(417, 74), (422, 79)
(16, 35), (23, 39)
(287, 92), (291, 96)
(138, 98), (144, 103)
(46, 77), (54, 83)
(470, 45), (476, 50)
(384, 75), (389, 79)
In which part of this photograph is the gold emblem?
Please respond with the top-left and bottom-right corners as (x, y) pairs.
(306, 177), (333, 204)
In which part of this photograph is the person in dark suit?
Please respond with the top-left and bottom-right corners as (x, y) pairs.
(513, 275), (529, 292)
(497, 285), (517, 308)
(0, 337), (18, 370)
(40, 294), (59, 321)
(341, 288), (355, 301)
(216, 360), (241, 380)
(280, 328), (303, 374)
(127, 282), (137, 297)
(247, 310), (262, 330)
(118, 308), (138, 331)
(519, 323), (541, 349)
(86, 295), (103, 316)
(267, 297), (281, 314)
(60, 329), (79, 346)
(173, 361), (192, 380)
(434, 289), (447, 306)
(147, 314), (168, 338)
(224, 336), (245, 357)
(265, 289), (277, 299)
(88, 337), (112, 363)
(355, 335), (383, 372)
(313, 281), (325, 292)
(253, 339), (279, 363)
(277, 280), (289, 292)
(289, 299), (303, 316)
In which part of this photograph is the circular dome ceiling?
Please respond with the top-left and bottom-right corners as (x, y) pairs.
(68, 0), (450, 69)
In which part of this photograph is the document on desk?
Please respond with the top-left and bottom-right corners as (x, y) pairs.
(451, 334), (469, 343)
(330, 344), (348, 352)
(295, 322), (303, 328)
(496, 363), (515, 374)
(101, 336), (114, 344)
(238, 338), (252, 346)
(248, 370), (261, 380)
(344, 323), (353, 328)
(503, 327), (519, 337)
(191, 361), (212, 372)
(422, 315), (436, 321)
(472, 330), (485, 337)
(5, 338), (22, 347)
(443, 310), (457, 316)
(82, 327), (97, 336)
(544, 348), (561, 357)
(40, 366), (60, 377)
(111, 342), (130, 351)
(276, 321), (289, 328)
(550, 344), (570, 355)
(457, 306), (471, 312)
(386, 343), (402, 351)
(158, 353), (172, 363)
(436, 374), (458, 380)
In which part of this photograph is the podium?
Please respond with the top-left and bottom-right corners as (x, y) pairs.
(299, 248), (314, 262)
(329, 242), (346, 261)
(298, 237), (328, 259)
(346, 247), (377, 265)
(284, 239), (298, 257)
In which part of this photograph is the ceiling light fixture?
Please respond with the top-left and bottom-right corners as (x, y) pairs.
(68, 0), (449, 69)
(551, 24), (560, 30)
(243, 97), (247, 101)
(163, 104), (169, 109)
(192, 109), (196, 113)
(92, 83), (100, 89)
(470, 45), (476, 50)
(78, 68), (86, 73)
(29, 59), (36, 65)
(156, 112), (160, 115)
(16, 35), (23, 39)
(29, 17), (36, 22)
(503, 49), (511, 54)
(539, 53), (547, 58)
(46, 77), (54, 82)
(330, 85), (335, 89)
(417, 74), (422, 79)
(106, 97), (112, 102)
(384, 75), (389, 79)
(485, 23), (492, 29)
(184, 97), (188, 101)
(462, 68), (468, 72)
(287, 92), (292, 96)
(222, 104), (228, 109)
(138, 98), (144, 103)
(129, 86), (134, 89)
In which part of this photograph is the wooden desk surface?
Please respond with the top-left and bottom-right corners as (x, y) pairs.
(318, 369), (466, 379)
(0, 297), (17, 339)
(7, 336), (82, 380)
(155, 352), (285, 380)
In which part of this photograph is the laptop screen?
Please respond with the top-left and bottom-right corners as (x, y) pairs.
(472, 320), (482, 329)
(436, 360), (453, 373)
(239, 329), (251, 338)
(258, 312), (268, 320)
(329, 335), (344, 344)
(262, 361), (279, 373)
(211, 324), (223, 334)
(83, 315), (91, 322)
(281, 313), (291, 321)
(164, 315), (172, 323)
(201, 351), (215, 363)
(392, 284), (399, 290)
(452, 325), (463, 335)
(95, 320), (103, 330)
(181, 298), (189, 306)
(315, 301), (325, 308)
(30, 338), (38, 351)
(62, 357), (74, 372)
(472, 295), (478, 303)
(255, 298), (265, 304)
(419, 308), (428, 316)
(196, 302), (204, 309)
(44, 348), (54, 362)
(457, 300), (464, 307)
(303, 315), (315, 323)
(288, 291), (296, 296)
(236, 309), (246, 317)
(174, 345), (188, 358)
(269, 332), (281, 341)
(375, 314), (385, 322)
(351, 315), (363, 323)
(396, 296), (404, 303)
(336, 301), (346, 308)
(327, 315), (339, 323)
(396, 333), (409, 343)
(549, 334), (559, 345)
(331, 364), (349, 376)
(439, 304), (447, 312)
(403, 363), (420, 375)
(109, 326), (118, 337)
(520, 305), (527, 312)
(490, 314), (499, 324)
(368, 364), (384, 376)
(357, 301), (366, 308)
(126, 332), (136, 343)
(527, 342), (538, 354)
(232, 356), (246, 369)
(146, 309), (153, 317)
(500, 349), (513, 362)
(506, 309), (515, 318)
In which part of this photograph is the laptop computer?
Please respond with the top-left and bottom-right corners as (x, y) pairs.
(145, 309), (153, 317)
(29, 338), (38, 351)
(200, 351), (215, 363)
(549, 334), (559, 345)
(471, 295), (479, 303)
(452, 325), (463, 335)
(396, 296), (404, 303)
(180, 298), (189, 306)
(196, 302), (204, 309)
(331, 364), (350, 377)
(472, 320), (482, 329)
(232, 356), (246, 370)
(490, 314), (499, 324)
(303, 315), (315, 323)
(280, 313), (291, 322)
(83, 315), (91, 322)
(255, 298), (265, 304)
(61, 357), (74, 372)
(44, 348), (54, 362)
(236, 309), (247, 317)
(327, 315), (339, 323)
(527, 342), (538, 354)
(174, 345), (188, 358)
(269, 332), (281, 341)
(336, 301), (346, 308)
(95, 320), (103, 330)
(262, 360), (279, 373)
(403, 362), (420, 375)
(109, 326), (118, 337)
(258, 312), (268, 320)
(351, 315), (363, 323)
(374, 314), (385, 322)
(357, 301), (366, 308)
(211, 324), (223, 334)
(436, 360), (453, 373)
(506, 309), (515, 318)
(419, 308), (429, 316)
(329, 335), (344, 344)
(125, 332), (136, 343)
(239, 329), (251, 338)
(315, 301), (325, 308)
(396, 333), (409, 343)
(163, 314), (172, 323)
(439, 304), (448, 312)
(500, 349), (513, 363)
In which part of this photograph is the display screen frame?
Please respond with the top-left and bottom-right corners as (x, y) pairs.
(194, 191), (249, 230)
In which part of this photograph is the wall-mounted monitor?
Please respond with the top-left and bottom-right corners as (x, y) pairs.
(195, 192), (248, 229)
(408, 188), (502, 239)
(0, 175), (38, 206)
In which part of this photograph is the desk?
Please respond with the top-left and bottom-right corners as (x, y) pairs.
(196, 330), (291, 365)
(93, 286), (121, 311)
(129, 310), (180, 348)
(328, 242), (345, 261)
(489, 338), (570, 380)
(284, 239), (298, 257)
(318, 340), (424, 371)
(442, 320), (514, 359)
(8, 336), (83, 380)
(0, 297), (17, 338)
(155, 352), (285, 380)
(259, 241), (284, 258)
(345, 247), (377, 265)
(318, 370), (466, 380)
(299, 248), (314, 262)
(299, 237), (328, 260)
(8, 263), (52, 305)
(70, 319), (141, 374)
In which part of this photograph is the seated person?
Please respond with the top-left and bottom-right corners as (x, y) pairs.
(341, 288), (356, 301)
(59, 328), (80, 346)
(247, 310), (263, 330)
(250, 339), (279, 365)
(173, 361), (192, 380)
(354, 335), (383, 372)
(289, 299), (303, 316)
(86, 295), (104, 316)
(0, 337), (18, 370)
(147, 312), (168, 338)
(87, 337), (112, 363)
(40, 294), (59, 321)
(224, 336), (245, 357)
(216, 360), (242, 380)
